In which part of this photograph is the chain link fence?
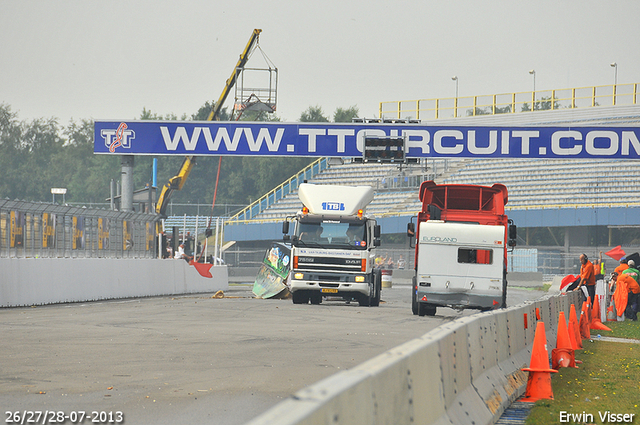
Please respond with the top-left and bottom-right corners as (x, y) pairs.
(0, 199), (161, 259)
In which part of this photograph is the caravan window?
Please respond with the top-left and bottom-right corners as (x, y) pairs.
(458, 248), (493, 265)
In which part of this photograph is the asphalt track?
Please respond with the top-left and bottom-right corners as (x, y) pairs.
(0, 283), (545, 425)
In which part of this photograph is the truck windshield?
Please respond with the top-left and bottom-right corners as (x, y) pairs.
(295, 221), (367, 249)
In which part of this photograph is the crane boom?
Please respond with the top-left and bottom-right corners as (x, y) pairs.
(156, 29), (263, 219)
(207, 28), (262, 121)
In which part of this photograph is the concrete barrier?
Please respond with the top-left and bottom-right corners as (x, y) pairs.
(0, 258), (228, 307)
(245, 290), (581, 425)
(508, 272), (543, 288)
(391, 269), (414, 285)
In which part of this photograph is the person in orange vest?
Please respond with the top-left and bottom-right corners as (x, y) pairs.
(614, 257), (629, 275)
(610, 257), (629, 294)
(593, 251), (604, 281)
(574, 253), (595, 302)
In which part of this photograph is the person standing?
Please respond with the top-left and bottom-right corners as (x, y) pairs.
(574, 253), (595, 302)
(614, 257), (629, 275)
(622, 260), (640, 320)
(593, 251), (604, 281)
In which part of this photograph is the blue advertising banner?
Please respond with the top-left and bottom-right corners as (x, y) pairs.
(94, 120), (640, 159)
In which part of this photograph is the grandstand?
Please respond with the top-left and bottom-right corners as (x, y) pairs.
(160, 85), (640, 275)
(222, 103), (640, 225)
(250, 160), (453, 220)
(167, 110), (640, 237)
(164, 90), (640, 242)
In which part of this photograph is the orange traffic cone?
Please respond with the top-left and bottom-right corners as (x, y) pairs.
(590, 295), (612, 331)
(579, 300), (591, 339)
(551, 312), (577, 369)
(607, 302), (616, 321)
(570, 304), (583, 349)
(521, 321), (558, 402)
(568, 318), (579, 350)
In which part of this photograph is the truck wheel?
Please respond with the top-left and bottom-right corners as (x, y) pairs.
(411, 276), (419, 315)
(370, 269), (382, 307)
(358, 284), (373, 307)
(418, 303), (436, 317)
(292, 291), (309, 304)
(310, 291), (322, 305)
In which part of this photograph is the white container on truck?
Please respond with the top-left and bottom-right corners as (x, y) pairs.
(282, 183), (382, 306)
(408, 181), (517, 316)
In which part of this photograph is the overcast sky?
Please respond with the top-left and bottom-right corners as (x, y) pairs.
(1, 0), (639, 125)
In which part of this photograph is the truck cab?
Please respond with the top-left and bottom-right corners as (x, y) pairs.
(409, 181), (517, 316)
(283, 183), (382, 306)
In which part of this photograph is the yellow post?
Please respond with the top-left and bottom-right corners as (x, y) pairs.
(531, 90), (535, 111)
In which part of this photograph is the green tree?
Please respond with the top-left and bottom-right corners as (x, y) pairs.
(521, 96), (562, 112)
(0, 101), (320, 213)
(56, 118), (117, 203)
(190, 101), (230, 121)
(11, 115), (63, 200)
(299, 105), (329, 122)
(466, 107), (492, 116)
(0, 103), (25, 199)
(333, 106), (360, 123)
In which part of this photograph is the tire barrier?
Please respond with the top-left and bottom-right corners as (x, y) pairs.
(245, 290), (581, 425)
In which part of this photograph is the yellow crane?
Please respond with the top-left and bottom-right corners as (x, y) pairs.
(155, 29), (263, 219)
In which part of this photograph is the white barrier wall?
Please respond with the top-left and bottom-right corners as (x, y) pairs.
(0, 258), (228, 307)
(246, 291), (581, 425)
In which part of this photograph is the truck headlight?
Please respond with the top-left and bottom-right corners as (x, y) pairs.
(294, 273), (304, 280)
(355, 275), (365, 283)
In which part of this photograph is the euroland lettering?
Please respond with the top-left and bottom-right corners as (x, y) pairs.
(559, 410), (636, 423)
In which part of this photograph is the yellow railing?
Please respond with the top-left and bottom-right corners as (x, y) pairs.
(226, 157), (327, 224)
(379, 83), (639, 121)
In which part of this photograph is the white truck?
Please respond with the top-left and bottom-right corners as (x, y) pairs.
(408, 181), (517, 316)
(282, 183), (382, 306)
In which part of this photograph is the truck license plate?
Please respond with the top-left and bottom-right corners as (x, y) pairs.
(321, 288), (338, 293)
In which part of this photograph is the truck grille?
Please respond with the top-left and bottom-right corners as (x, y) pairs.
(296, 256), (363, 273)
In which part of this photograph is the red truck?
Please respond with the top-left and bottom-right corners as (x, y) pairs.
(408, 181), (517, 316)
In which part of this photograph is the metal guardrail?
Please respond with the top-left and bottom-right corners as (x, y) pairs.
(0, 199), (161, 259)
(380, 83), (639, 120)
(227, 157), (327, 223)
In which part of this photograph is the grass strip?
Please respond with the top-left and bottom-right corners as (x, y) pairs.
(526, 321), (640, 425)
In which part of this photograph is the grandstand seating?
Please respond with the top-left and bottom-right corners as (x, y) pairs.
(165, 156), (640, 235)
(166, 154), (640, 233)
(443, 158), (640, 208)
